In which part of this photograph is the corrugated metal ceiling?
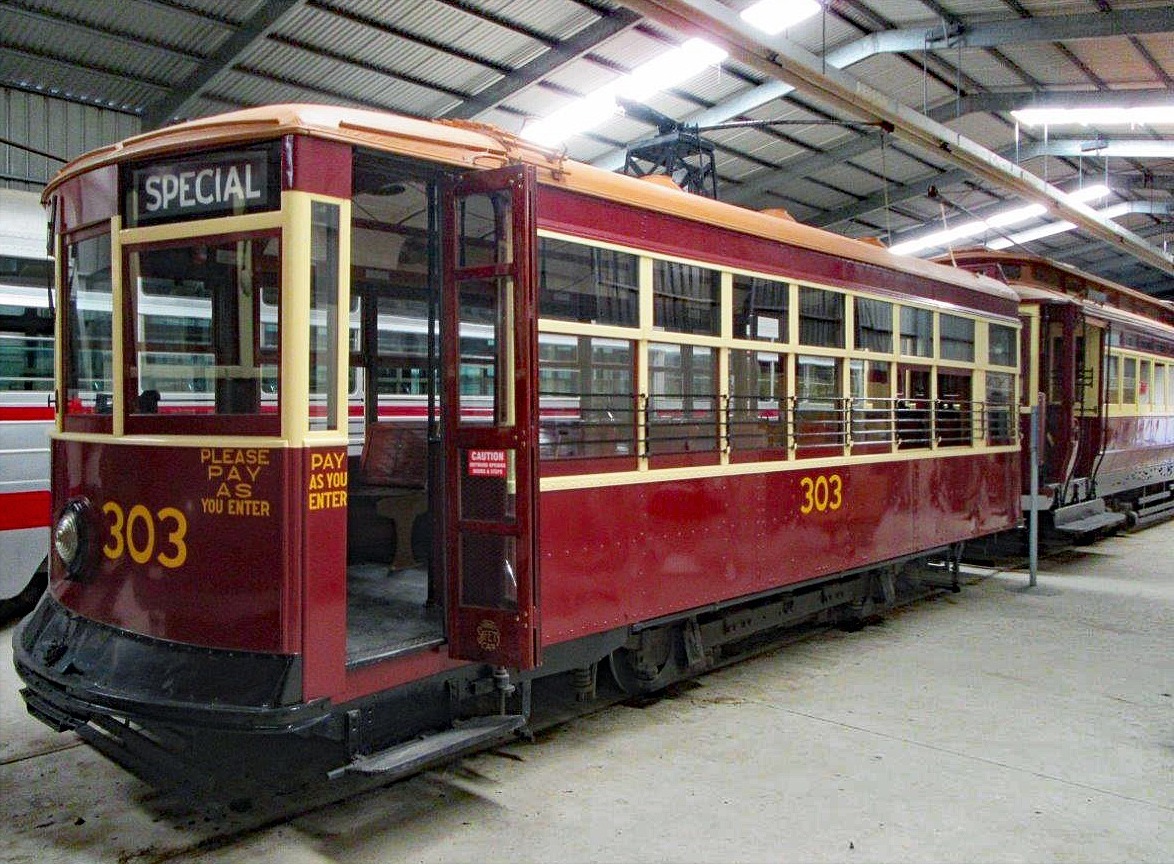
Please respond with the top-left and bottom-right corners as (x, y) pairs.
(0, 0), (1170, 294)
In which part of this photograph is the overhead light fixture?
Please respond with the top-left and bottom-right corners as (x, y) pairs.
(1011, 106), (1174, 127)
(889, 184), (1111, 256)
(740, 0), (821, 35)
(522, 38), (727, 147)
(986, 199), (1131, 250)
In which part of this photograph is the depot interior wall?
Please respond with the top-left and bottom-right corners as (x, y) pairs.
(1, 88), (140, 193)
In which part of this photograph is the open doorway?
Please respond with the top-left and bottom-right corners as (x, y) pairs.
(344, 149), (445, 664)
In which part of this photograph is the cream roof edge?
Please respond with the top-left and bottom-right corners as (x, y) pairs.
(44, 103), (1016, 304)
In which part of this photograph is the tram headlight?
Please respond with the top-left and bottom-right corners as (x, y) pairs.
(54, 500), (91, 578)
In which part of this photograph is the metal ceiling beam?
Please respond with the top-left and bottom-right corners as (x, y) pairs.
(447, 7), (642, 120)
(813, 139), (1174, 229)
(143, 0), (306, 128)
(594, 8), (1174, 171)
(617, 0), (1174, 276)
(722, 88), (1172, 210)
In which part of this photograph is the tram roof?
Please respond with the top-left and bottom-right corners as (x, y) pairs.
(45, 103), (1017, 306)
(944, 249), (1174, 327)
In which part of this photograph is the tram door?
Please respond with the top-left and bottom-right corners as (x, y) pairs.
(442, 165), (540, 670)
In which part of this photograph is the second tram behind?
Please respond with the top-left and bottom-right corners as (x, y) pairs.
(947, 251), (1174, 538)
(15, 105), (1024, 791)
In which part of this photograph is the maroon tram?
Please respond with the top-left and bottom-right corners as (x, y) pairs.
(946, 251), (1174, 537)
(15, 105), (1022, 792)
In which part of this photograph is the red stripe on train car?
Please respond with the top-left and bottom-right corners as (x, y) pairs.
(0, 490), (51, 531)
(0, 406), (55, 421)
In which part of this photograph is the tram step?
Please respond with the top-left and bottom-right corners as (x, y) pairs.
(331, 714), (526, 779)
(1052, 510), (1126, 536)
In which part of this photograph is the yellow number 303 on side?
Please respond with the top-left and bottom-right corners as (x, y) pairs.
(799, 474), (843, 514)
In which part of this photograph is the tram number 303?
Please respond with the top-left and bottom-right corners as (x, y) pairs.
(102, 501), (189, 569)
(799, 474), (844, 514)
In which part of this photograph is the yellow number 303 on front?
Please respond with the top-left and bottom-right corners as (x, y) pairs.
(799, 474), (843, 514)
(102, 501), (189, 569)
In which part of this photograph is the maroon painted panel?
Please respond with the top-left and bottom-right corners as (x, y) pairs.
(300, 446), (349, 700)
(55, 167), (118, 233)
(285, 135), (352, 198)
(50, 440), (297, 653)
(536, 187), (1016, 318)
(1096, 414), (1174, 480)
(537, 453), (1019, 644)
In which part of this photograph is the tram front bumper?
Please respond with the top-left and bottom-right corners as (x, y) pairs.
(12, 594), (330, 735)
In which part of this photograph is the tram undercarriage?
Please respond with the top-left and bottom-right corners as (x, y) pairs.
(15, 545), (964, 800)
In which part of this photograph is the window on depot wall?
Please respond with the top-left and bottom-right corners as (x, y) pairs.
(798, 287), (844, 349)
(538, 237), (639, 327)
(733, 274), (788, 343)
(653, 260), (720, 335)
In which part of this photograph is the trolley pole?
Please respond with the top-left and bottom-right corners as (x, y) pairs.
(1028, 403), (1040, 588)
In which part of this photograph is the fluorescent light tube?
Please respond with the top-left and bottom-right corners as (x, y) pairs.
(740, 0), (821, 35)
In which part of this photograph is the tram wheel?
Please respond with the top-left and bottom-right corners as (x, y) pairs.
(609, 627), (682, 695)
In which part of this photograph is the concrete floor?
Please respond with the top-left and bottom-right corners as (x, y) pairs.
(2, 522), (1172, 863)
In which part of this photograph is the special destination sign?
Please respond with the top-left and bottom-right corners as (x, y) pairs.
(126, 146), (278, 225)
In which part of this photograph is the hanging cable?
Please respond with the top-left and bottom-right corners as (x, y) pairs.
(880, 130), (893, 247)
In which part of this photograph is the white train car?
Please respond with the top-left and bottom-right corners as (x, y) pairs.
(0, 188), (53, 619)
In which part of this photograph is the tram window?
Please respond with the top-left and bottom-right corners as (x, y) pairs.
(940, 315), (975, 362)
(538, 334), (635, 461)
(936, 372), (972, 446)
(538, 238), (638, 327)
(63, 232), (113, 419)
(798, 287), (844, 348)
(728, 348), (787, 455)
(1138, 359), (1151, 406)
(854, 298), (892, 353)
(897, 367), (932, 450)
(849, 359), (893, 445)
(1156, 364), (1168, 407)
(653, 261), (719, 335)
(732, 274), (788, 343)
(795, 355), (844, 451)
(1122, 357), (1137, 405)
(309, 203), (341, 431)
(647, 343), (717, 454)
(986, 371), (1015, 445)
(989, 323), (1017, 367)
(900, 307), (932, 357)
(125, 232), (280, 427)
(1106, 354), (1120, 404)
